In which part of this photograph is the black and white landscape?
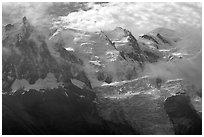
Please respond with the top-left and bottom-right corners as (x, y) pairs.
(2, 2), (202, 135)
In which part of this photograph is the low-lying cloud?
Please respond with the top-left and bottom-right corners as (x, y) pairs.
(2, 2), (53, 26)
(143, 54), (202, 89)
(142, 24), (202, 90)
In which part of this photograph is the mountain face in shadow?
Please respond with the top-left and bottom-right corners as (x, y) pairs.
(164, 95), (202, 135)
(3, 87), (138, 135)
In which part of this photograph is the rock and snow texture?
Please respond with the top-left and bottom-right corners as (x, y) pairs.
(2, 17), (92, 94)
(2, 2), (202, 135)
(95, 76), (202, 134)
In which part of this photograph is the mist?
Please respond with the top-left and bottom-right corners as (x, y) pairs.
(2, 2), (90, 27)
(2, 2), (53, 27)
(174, 25), (202, 54)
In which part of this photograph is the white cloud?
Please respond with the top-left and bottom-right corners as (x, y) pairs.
(55, 2), (201, 37)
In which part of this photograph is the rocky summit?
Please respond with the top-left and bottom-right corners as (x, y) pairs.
(2, 16), (202, 135)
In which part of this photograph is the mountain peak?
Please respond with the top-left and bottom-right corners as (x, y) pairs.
(22, 16), (27, 24)
(2, 18), (92, 94)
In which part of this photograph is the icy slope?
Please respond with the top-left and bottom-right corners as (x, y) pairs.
(95, 76), (201, 134)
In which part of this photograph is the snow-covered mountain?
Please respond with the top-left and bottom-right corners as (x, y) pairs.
(2, 17), (92, 94)
(2, 16), (202, 135)
(2, 17), (140, 135)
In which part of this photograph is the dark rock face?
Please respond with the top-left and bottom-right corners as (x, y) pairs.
(96, 71), (112, 84)
(2, 18), (91, 93)
(2, 87), (137, 135)
(164, 95), (202, 135)
(105, 27), (146, 65)
(139, 27), (181, 49)
(143, 50), (160, 63)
